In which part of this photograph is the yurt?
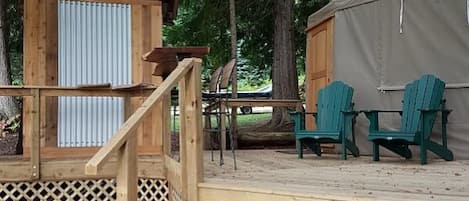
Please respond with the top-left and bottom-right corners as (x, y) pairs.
(305, 0), (469, 159)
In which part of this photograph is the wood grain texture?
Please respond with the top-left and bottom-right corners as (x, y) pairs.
(202, 150), (469, 201)
(85, 59), (194, 175)
(305, 18), (334, 133)
(0, 156), (163, 182)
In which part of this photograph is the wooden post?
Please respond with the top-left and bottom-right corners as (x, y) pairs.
(24, 0), (59, 157)
(178, 74), (188, 200)
(116, 96), (138, 201)
(31, 89), (41, 180)
(183, 59), (203, 201)
(162, 94), (171, 157)
(220, 103), (226, 152)
(131, 3), (164, 155)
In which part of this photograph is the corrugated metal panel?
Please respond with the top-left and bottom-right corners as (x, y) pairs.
(58, 1), (131, 147)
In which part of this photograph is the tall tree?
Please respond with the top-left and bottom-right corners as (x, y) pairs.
(165, 0), (329, 130)
(271, 0), (298, 128)
(229, 0), (238, 147)
(0, 0), (19, 117)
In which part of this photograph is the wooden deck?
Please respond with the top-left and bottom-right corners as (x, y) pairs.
(201, 150), (469, 201)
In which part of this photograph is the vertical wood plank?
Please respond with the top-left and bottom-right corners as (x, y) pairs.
(24, 0), (58, 155)
(326, 19), (334, 83)
(149, 5), (163, 151)
(44, 0), (59, 147)
(132, 5), (164, 155)
(304, 18), (334, 130)
(31, 89), (41, 180)
(141, 6), (154, 148)
(116, 137), (137, 201)
(37, 0), (47, 147)
(184, 59), (203, 201)
(162, 94), (171, 156)
(23, 0), (41, 157)
(131, 5), (145, 148)
(178, 76), (188, 201)
(116, 95), (137, 201)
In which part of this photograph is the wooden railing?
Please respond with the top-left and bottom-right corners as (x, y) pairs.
(0, 85), (155, 181)
(85, 58), (203, 201)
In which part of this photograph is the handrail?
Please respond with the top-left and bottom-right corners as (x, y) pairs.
(85, 58), (196, 175)
(71, 0), (162, 6)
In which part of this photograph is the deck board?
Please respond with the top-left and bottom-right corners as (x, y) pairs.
(202, 150), (469, 201)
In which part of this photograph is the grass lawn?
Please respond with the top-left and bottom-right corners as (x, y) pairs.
(170, 113), (271, 131)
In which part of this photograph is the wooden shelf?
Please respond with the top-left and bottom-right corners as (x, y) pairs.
(142, 47), (210, 77)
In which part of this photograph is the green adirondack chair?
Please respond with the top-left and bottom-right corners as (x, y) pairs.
(290, 81), (359, 160)
(363, 75), (453, 165)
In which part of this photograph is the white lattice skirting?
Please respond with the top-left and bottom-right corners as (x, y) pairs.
(0, 178), (168, 201)
(170, 183), (182, 201)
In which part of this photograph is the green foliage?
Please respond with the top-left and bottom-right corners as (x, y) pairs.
(164, 0), (330, 88)
(5, 0), (23, 86)
(171, 112), (271, 130)
(0, 114), (21, 138)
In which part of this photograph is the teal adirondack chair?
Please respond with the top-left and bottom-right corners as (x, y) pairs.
(290, 81), (359, 160)
(363, 75), (453, 165)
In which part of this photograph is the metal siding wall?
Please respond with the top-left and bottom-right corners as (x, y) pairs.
(58, 1), (131, 147)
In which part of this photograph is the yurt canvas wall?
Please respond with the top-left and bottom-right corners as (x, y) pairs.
(306, 0), (469, 159)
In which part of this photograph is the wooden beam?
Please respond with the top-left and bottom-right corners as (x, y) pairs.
(85, 59), (194, 175)
(178, 72), (188, 200)
(0, 156), (164, 182)
(220, 102), (227, 151)
(162, 94), (172, 156)
(131, 4), (147, 153)
(43, 0), (59, 148)
(0, 86), (155, 97)
(22, 146), (161, 160)
(116, 94), (138, 201)
(23, 0), (41, 158)
(116, 135), (137, 200)
(222, 99), (302, 108)
(72, 0), (162, 6)
(30, 89), (40, 180)
(183, 59), (203, 201)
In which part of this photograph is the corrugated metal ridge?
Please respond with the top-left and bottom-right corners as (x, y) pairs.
(58, 0), (132, 147)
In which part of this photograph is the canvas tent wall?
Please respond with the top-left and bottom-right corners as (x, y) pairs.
(305, 0), (469, 159)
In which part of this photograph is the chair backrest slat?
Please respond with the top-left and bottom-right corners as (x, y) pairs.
(316, 81), (353, 132)
(208, 67), (223, 93)
(401, 75), (445, 134)
(219, 59), (236, 90)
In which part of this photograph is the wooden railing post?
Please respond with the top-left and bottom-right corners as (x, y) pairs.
(179, 59), (203, 201)
(116, 96), (138, 201)
(162, 93), (171, 156)
(31, 89), (41, 180)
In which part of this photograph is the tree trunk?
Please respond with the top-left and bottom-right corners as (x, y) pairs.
(0, 1), (19, 118)
(271, 0), (298, 128)
(229, 0), (238, 148)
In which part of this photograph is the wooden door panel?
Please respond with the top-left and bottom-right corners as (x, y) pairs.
(305, 18), (334, 130)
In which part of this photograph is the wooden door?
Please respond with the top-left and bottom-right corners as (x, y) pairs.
(305, 18), (334, 130)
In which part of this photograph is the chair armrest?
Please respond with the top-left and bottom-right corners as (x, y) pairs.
(341, 110), (359, 116)
(289, 112), (317, 132)
(418, 108), (452, 114)
(361, 110), (402, 132)
(289, 111), (317, 115)
(361, 110), (402, 114)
